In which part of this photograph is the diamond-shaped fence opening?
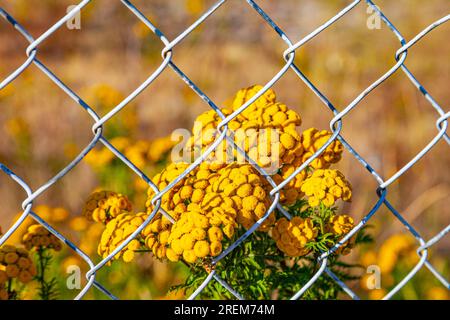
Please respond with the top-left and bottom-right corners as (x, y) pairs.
(0, 0), (448, 300)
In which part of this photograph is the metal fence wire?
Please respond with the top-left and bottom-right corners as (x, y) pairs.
(0, 0), (449, 300)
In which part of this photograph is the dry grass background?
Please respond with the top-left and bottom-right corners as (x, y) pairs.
(0, 0), (449, 298)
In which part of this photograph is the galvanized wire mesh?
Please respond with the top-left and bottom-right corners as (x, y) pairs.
(0, 0), (449, 300)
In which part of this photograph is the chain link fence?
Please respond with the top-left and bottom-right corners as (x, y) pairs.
(0, 0), (449, 300)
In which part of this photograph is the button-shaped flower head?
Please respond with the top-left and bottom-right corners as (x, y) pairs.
(83, 190), (133, 224)
(271, 217), (318, 257)
(301, 169), (352, 207)
(22, 224), (62, 252)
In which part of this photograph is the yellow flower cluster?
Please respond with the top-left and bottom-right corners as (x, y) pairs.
(328, 214), (355, 255)
(146, 163), (273, 232)
(164, 209), (234, 263)
(22, 224), (62, 252)
(141, 213), (174, 260)
(271, 128), (344, 206)
(271, 213), (355, 257)
(188, 85), (303, 169)
(141, 162), (274, 262)
(148, 136), (176, 163)
(272, 162), (307, 205)
(93, 85), (356, 267)
(271, 217), (317, 257)
(231, 87), (304, 165)
(0, 245), (36, 285)
(376, 234), (418, 273)
(301, 169), (352, 207)
(300, 128), (343, 169)
(184, 85), (344, 206)
(360, 233), (419, 299)
(328, 215), (354, 236)
(215, 164), (273, 231)
(82, 190), (132, 224)
(85, 135), (175, 169)
(98, 212), (146, 263)
(146, 162), (206, 213)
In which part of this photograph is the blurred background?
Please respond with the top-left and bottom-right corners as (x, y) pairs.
(0, 0), (449, 299)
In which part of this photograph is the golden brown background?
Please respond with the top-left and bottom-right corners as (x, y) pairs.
(0, 0), (448, 299)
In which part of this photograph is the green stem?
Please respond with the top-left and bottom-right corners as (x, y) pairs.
(6, 278), (18, 300)
(37, 247), (49, 300)
(7, 279), (11, 292)
(7, 278), (12, 297)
